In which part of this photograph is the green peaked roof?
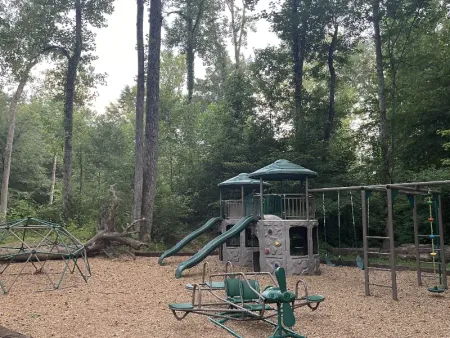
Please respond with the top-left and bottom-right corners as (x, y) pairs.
(218, 173), (270, 187)
(248, 159), (317, 181)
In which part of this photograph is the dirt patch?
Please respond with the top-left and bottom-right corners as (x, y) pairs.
(0, 256), (449, 337)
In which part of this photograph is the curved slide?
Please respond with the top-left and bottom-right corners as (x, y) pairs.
(158, 217), (223, 265)
(175, 216), (258, 279)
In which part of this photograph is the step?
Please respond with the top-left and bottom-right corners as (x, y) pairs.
(367, 236), (390, 240)
(419, 261), (442, 265)
(369, 283), (392, 289)
(367, 267), (392, 272)
(367, 252), (392, 256)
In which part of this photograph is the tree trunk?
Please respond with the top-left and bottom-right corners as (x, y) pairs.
(62, 0), (82, 220)
(372, 0), (390, 185)
(324, 23), (339, 141)
(140, 0), (162, 242)
(291, 0), (301, 133)
(186, 39), (195, 103)
(291, 0), (307, 136)
(227, 0), (246, 70)
(373, 0), (391, 249)
(49, 154), (57, 204)
(133, 0), (145, 222)
(0, 63), (34, 222)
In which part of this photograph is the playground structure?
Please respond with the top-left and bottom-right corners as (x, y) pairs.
(309, 181), (449, 300)
(160, 158), (449, 299)
(160, 159), (321, 277)
(0, 217), (91, 294)
(169, 266), (325, 338)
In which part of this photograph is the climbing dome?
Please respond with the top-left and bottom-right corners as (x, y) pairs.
(0, 217), (91, 294)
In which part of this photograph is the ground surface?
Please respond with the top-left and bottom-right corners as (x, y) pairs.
(0, 256), (449, 338)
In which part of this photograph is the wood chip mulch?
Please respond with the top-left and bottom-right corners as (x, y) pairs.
(0, 256), (449, 338)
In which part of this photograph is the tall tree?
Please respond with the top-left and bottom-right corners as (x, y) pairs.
(165, 0), (224, 102)
(46, 0), (114, 219)
(0, 0), (63, 221)
(372, 0), (390, 184)
(61, 0), (83, 219)
(140, 0), (163, 242)
(323, 0), (364, 141)
(133, 0), (145, 222)
(225, 0), (255, 69)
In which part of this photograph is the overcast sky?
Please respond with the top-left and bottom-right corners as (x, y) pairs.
(89, 0), (279, 113)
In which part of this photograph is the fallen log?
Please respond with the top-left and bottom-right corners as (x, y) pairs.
(84, 185), (147, 255)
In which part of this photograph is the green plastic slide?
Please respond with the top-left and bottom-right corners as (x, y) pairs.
(175, 216), (258, 279)
(158, 217), (223, 265)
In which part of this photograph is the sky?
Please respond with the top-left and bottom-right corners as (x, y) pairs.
(89, 0), (280, 113)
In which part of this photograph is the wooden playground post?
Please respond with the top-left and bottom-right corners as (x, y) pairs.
(386, 187), (398, 301)
(438, 194), (447, 288)
(259, 178), (264, 220)
(305, 178), (314, 274)
(361, 189), (370, 296)
(219, 189), (223, 218)
(413, 195), (421, 286)
(241, 185), (244, 217)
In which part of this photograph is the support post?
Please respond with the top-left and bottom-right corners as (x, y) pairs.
(386, 188), (398, 301)
(361, 189), (370, 296)
(305, 178), (310, 221)
(438, 194), (447, 288)
(260, 178), (264, 220)
(413, 195), (421, 286)
(305, 178), (313, 274)
(241, 185), (245, 217)
(219, 188), (223, 218)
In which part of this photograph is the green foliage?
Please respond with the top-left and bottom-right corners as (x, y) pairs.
(1, 0), (450, 251)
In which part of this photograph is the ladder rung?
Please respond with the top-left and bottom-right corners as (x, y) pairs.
(367, 252), (391, 256)
(367, 236), (390, 240)
(370, 283), (392, 289)
(368, 267), (392, 272)
(418, 234), (440, 238)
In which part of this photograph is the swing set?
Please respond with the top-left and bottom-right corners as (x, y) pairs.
(322, 191), (364, 270)
(308, 180), (449, 300)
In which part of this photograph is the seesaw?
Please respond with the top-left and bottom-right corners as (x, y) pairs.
(169, 267), (325, 338)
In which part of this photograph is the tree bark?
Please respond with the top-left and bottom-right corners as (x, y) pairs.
(373, 0), (391, 249)
(372, 0), (390, 185)
(324, 23), (339, 141)
(49, 154), (57, 204)
(62, 0), (82, 220)
(184, 0), (204, 103)
(186, 37), (195, 103)
(0, 62), (35, 222)
(133, 0), (145, 222)
(291, 0), (307, 136)
(140, 0), (162, 242)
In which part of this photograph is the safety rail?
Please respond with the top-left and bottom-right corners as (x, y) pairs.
(223, 194), (316, 220)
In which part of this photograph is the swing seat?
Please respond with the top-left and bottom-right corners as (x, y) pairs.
(325, 255), (335, 267)
(428, 286), (445, 294)
(356, 255), (364, 270)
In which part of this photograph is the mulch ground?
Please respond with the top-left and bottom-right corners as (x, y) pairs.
(0, 256), (449, 338)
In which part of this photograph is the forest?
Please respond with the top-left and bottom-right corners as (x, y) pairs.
(0, 0), (450, 250)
